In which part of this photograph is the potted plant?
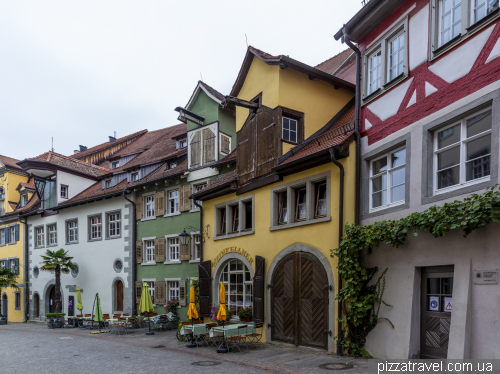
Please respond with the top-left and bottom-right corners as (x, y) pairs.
(227, 305), (236, 317)
(164, 299), (179, 315)
(46, 312), (65, 328)
(237, 306), (252, 322)
(210, 305), (231, 322)
(0, 314), (6, 325)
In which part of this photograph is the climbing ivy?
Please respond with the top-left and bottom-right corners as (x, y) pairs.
(332, 185), (500, 358)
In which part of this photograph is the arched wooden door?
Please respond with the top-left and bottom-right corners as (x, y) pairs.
(34, 294), (40, 318)
(271, 252), (329, 350)
(116, 281), (124, 311)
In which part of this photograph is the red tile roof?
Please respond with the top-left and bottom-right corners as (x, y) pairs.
(17, 182), (36, 192)
(0, 155), (22, 170)
(333, 56), (357, 85)
(69, 129), (147, 160)
(190, 170), (237, 197)
(315, 49), (353, 74)
(25, 151), (111, 178)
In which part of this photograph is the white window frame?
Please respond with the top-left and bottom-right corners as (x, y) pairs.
(191, 181), (208, 211)
(9, 226), (16, 244)
(219, 259), (253, 311)
(282, 117), (298, 144)
(368, 49), (382, 95)
(471, 0), (499, 24)
(190, 232), (201, 263)
(0, 229), (5, 246)
(35, 226), (45, 248)
(130, 172), (139, 182)
(387, 30), (405, 82)
(166, 235), (180, 263)
(47, 224), (57, 246)
(66, 220), (78, 244)
(111, 161), (119, 169)
(433, 107), (492, 194)
(178, 138), (187, 149)
(142, 278), (156, 305)
(165, 188), (180, 216)
(142, 237), (156, 265)
(439, 0), (463, 47)
(165, 278), (182, 307)
(60, 185), (68, 199)
(219, 133), (232, 155)
(89, 215), (102, 241)
(369, 146), (407, 212)
(107, 212), (121, 238)
(104, 180), (111, 189)
(20, 194), (27, 207)
(143, 193), (155, 220)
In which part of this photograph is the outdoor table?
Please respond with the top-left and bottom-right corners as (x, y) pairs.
(181, 323), (208, 336)
(210, 324), (256, 338)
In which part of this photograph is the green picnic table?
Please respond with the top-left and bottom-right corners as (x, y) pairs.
(210, 323), (256, 338)
(182, 323), (209, 336)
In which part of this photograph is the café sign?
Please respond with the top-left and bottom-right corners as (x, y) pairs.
(213, 247), (254, 268)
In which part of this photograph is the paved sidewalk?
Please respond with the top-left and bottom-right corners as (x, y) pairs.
(1, 322), (370, 374)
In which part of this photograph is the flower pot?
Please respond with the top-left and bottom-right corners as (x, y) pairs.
(239, 317), (252, 322)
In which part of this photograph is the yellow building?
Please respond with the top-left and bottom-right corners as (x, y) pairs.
(0, 155), (31, 322)
(192, 47), (356, 352)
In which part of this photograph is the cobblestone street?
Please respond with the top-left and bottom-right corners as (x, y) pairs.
(0, 323), (369, 374)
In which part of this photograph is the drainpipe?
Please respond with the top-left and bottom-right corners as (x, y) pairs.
(193, 201), (204, 262)
(20, 215), (29, 321)
(122, 189), (136, 315)
(329, 146), (344, 356)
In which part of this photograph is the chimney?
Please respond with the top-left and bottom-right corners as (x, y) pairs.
(79, 145), (87, 152)
(109, 136), (116, 143)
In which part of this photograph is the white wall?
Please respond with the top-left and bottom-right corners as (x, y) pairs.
(56, 170), (96, 204)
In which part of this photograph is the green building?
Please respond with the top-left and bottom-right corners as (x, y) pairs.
(135, 81), (236, 318)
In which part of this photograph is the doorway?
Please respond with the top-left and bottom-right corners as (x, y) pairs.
(421, 266), (454, 359)
(48, 286), (56, 313)
(270, 252), (329, 350)
(34, 294), (40, 318)
(1, 294), (7, 320)
(116, 280), (124, 312)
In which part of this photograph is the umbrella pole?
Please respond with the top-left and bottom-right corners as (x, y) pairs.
(97, 294), (101, 333)
(146, 312), (154, 335)
(186, 317), (197, 348)
(216, 312), (228, 353)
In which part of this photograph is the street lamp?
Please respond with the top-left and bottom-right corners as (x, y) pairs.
(178, 228), (190, 246)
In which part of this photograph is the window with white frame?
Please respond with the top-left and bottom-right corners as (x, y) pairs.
(278, 191), (288, 225)
(219, 259), (253, 310)
(368, 50), (382, 94)
(67, 220), (78, 243)
(168, 237), (180, 261)
(111, 161), (119, 169)
(179, 138), (187, 149)
(314, 182), (327, 218)
(441, 0), (462, 46)
(60, 185), (68, 199)
(282, 117), (298, 143)
(35, 226), (45, 247)
(105, 180), (111, 189)
(146, 281), (155, 304)
(473, 0), (498, 23)
(167, 190), (179, 215)
(388, 31), (405, 81)
(144, 240), (155, 263)
(89, 216), (101, 240)
(10, 259), (17, 273)
(145, 195), (155, 218)
(220, 133), (231, 155)
(191, 234), (201, 261)
(0, 229), (5, 245)
(108, 212), (120, 237)
(131, 172), (139, 182)
(9, 226), (15, 244)
(20, 194), (27, 207)
(47, 224), (57, 246)
(434, 109), (491, 191)
(0, 260), (5, 268)
(168, 281), (179, 300)
(370, 147), (406, 209)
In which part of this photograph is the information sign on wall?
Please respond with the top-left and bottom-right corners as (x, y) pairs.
(474, 269), (498, 285)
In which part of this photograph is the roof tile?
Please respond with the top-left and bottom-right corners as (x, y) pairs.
(26, 151), (111, 178)
(0, 154), (22, 170)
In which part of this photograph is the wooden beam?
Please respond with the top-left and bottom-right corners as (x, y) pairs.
(222, 96), (259, 110)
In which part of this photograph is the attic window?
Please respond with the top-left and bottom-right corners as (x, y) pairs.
(61, 185), (68, 199)
(282, 117), (298, 143)
(105, 180), (111, 189)
(178, 138), (187, 149)
(131, 173), (139, 182)
(20, 194), (27, 207)
(111, 161), (119, 169)
(170, 162), (177, 169)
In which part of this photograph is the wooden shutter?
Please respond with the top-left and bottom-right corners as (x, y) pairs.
(198, 261), (211, 316)
(135, 281), (143, 303)
(253, 256), (265, 323)
(180, 185), (191, 212)
(155, 281), (166, 305)
(5, 228), (9, 244)
(15, 224), (19, 242)
(180, 243), (190, 261)
(221, 134), (231, 154)
(190, 131), (201, 168)
(154, 238), (165, 263)
(155, 192), (165, 216)
(256, 108), (278, 177)
(179, 280), (187, 306)
(136, 196), (143, 220)
(14, 258), (19, 274)
(237, 115), (256, 185)
(135, 241), (142, 264)
(202, 127), (216, 165)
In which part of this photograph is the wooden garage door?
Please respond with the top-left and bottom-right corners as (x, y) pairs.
(271, 252), (329, 350)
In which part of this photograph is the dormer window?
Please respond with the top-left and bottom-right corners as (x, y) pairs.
(131, 172), (139, 182)
(105, 180), (111, 189)
(170, 162), (177, 169)
(20, 194), (27, 207)
(60, 185), (68, 199)
(282, 117), (298, 143)
(179, 138), (187, 149)
(111, 161), (119, 169)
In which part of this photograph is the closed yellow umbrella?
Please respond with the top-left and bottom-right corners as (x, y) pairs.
(187, 285), (198, 320)
(76, 287), (83, 315)
(217, 282), (227, 321)
(139, 282), (155, 335)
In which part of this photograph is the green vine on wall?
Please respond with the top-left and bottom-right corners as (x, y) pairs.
(332, 185), (500, 358)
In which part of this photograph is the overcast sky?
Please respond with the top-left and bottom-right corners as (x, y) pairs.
(0, 1), (361, 161)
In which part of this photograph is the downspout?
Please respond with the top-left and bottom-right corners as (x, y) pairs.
(193, 201), (204, 262)
(122, 189), (137, 315)
(329, 146), (344, 356)
(20, 215), (29, 321)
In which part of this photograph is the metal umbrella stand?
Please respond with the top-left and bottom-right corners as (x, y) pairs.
(186, 318), (197, 348)
(216, 317), (229, 353)
(145, 312), (154, 335)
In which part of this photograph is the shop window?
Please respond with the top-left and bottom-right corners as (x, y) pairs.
(219, 259), (253, 312)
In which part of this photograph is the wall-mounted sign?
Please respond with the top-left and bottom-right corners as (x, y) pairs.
(429, 296), (439, 311)
(444, 297), (452, 312)
(474, 269), (498, 285)
(212, 247), (254, 268)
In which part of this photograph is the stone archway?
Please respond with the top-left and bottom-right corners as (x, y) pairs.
(266, 243), (336, 352)
(112, 278), (125, 312)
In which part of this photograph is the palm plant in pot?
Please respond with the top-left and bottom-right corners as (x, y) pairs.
(237, 306), (252, 322)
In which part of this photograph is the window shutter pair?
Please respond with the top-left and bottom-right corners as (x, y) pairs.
(15, 224), (19, 242)
(155, 281), (166, 305)
(253, 256), (265, 323)
(179, 280), (187, 306)
(154, 192), (165, 216)
(190, 131), (201, 168)
(136, 196), (143, 220)
(198, 261), (211, 316)
(154, 238), (165, 263)
(179, 243), (190, 261)
(202, 128), (216, 165)
(135, 241), (143, 264)
(179, 185), (191, 212)
(135, 281), (142, 302)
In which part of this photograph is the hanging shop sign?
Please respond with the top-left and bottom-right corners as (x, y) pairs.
(474, 269), (498, 285)
(212, 247), (254, 268)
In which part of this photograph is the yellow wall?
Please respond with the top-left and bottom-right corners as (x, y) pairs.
(0, 170), (27, 322)
(202, 141), (357, 346)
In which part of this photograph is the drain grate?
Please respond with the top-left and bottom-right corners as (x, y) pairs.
(151, 345), (165, 348)
(319, 363), (354, 371)
(191, 361), (222, 366)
